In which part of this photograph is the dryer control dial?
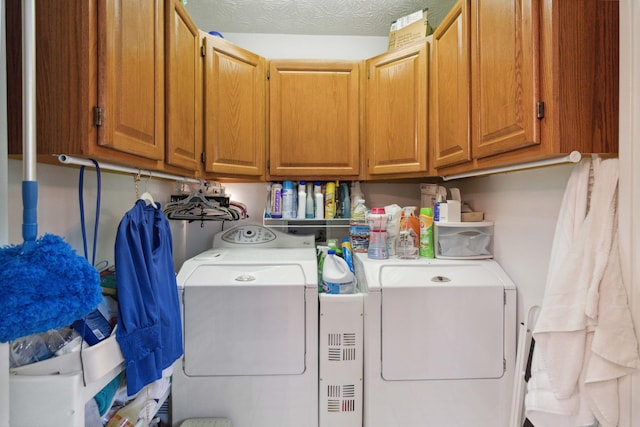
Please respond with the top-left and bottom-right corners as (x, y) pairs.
(220, 225), (277, 244)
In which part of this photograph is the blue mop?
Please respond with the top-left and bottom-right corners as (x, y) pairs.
(0, 0), (102, 343)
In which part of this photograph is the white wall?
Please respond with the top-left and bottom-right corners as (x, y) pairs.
(5, 160), (178, 268)
(453, 165), (573, 325)
(218, 32), (388, 59)
(618, 0), (640, 424)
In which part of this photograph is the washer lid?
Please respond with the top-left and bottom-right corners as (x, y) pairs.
(177, 247), (318, 288)
(182, 264), (310, 287)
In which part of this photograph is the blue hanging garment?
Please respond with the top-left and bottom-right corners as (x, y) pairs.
(114, 200), (183, 395)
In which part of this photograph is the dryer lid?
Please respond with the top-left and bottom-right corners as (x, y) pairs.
(379, 264), (505, 288)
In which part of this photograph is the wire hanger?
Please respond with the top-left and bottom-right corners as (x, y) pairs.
(163, 180), (239, 226)
(135, 170), (158, 208)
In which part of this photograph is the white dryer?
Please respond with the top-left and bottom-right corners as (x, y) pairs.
(172, 224), (318, 427)
(354, 253), (517, 427)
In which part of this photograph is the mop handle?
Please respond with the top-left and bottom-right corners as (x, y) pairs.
(22, 0), (36, 182)
(21, 0), (37, 251)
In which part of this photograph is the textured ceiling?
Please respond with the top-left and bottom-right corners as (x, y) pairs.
(183, 0), (457, 37)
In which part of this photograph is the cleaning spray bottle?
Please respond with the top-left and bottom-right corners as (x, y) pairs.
(297, 181), (306, 219)
(305, 182), (315, 219)
(314, 182), (324, 219)
(350, 181), (363, 218)
(340, 182), (350, 219)
(419, 207), (435, 258)
(325, 181), (336, 219)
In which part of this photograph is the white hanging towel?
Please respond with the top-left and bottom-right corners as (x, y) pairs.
(525, 158), (640, 427)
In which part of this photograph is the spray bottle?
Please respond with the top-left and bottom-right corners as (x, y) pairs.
(340, 182), (350, 219)
(297, 181), (306, 219)
(419, 207), (435, 258)
(314, 182), (324, 219)
(325, 181), (336, 219)
(305, 182), (315, 219)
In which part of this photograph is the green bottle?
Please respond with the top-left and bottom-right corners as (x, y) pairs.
(419, 207), (435, 258)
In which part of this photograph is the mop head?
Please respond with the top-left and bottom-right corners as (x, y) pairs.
(0, 233), (103, 343)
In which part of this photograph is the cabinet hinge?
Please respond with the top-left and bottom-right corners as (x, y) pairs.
(503, 358), (507, 373)
(504, 290), (507, 305)
(201, 37), (206, 57)
(536, 101), (545, 119)
(267, 69), (270, 80)
(200, 45), (205, 57)
(367, 68), (370, 79)
(93, 107), (103, 127)
(267, 159), (270, 169)
(200, 152), (206, 164)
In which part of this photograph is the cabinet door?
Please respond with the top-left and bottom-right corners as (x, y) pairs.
(203, 35), (266, 178)
(269, 60), (360, 178)
(98, 0), (165, 160)
(165, 0), (202, 172)
(432, 0), (471, 169)
(470, 0), (539, 159)
(366, 42), (429, 176)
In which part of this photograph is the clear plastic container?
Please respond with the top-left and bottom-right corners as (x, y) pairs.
(396, 206), (419, 259)
(367, 208), (389, 260)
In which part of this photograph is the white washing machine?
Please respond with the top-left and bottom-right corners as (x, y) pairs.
(354, 253), (517, 427)
(172, 224), (318, 427)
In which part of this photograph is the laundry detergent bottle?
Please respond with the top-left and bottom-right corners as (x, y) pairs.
(322, 249), (354, 294)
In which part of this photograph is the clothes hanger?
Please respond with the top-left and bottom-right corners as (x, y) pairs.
(135, 170), (158, 208)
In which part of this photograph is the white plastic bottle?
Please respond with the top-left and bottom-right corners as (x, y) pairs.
(322, 249), (354, 294)
(314, 181), (324, 219)
(305, 182), (315, 219)
(282, 180), (295, 219)
(350, 181), (363, 218)
(297, 181), (306, 219)
(271, 183), (283, 219)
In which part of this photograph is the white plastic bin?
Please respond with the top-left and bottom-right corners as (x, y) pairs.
(435, 221), (494, 259)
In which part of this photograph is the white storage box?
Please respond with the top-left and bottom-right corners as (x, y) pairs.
(435, 221), (494, 259)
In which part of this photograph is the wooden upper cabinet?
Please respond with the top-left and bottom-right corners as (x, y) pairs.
(202, 35), (266, 178)
(470, 0), (539, 159)
(437, 0), (618, 176)
(7, 0), (166, 169)
(431, 0), (471, 169)
(268, 60), (360, 178)
(365, 42), (429, 177)
(165, 0), (202, 173)
(98, 0), (165, 160)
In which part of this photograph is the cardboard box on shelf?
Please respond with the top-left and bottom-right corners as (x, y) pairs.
(388, 8), (432, 50)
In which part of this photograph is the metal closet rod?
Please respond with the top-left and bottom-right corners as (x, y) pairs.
(441, 151), (583, 181)
(56, 154), (202, 184)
